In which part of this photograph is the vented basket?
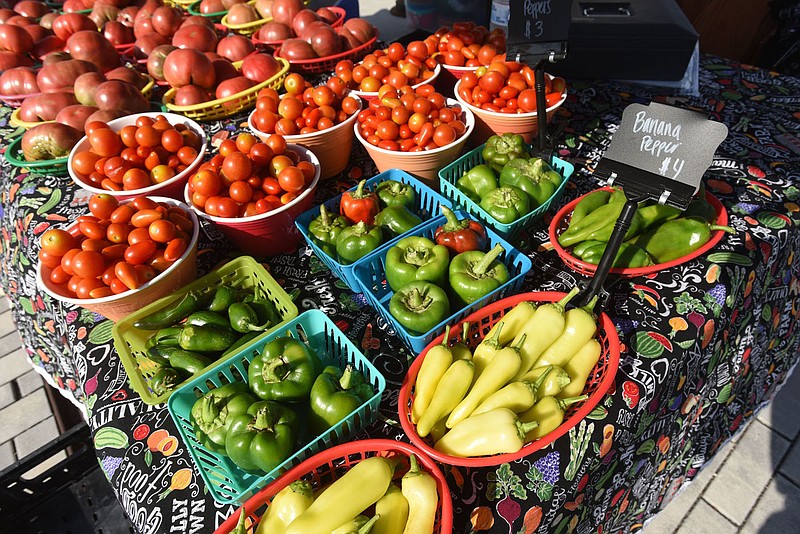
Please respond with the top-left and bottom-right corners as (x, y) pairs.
(353, 210), (532, 353)
(274, 35), (378, 74)
(167, 309), (386, 504)
(399, 291), (620, 466)
(295, 168), (452, 292)
(112, 256), (298, 405)
(250, 6), (346, 51)
(5, 136), (68, 176)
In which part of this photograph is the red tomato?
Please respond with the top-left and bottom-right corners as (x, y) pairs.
(71, 250), (106, 279)
(40, 229), (77, 257)
(148, 219), (177, 243)
(115, 261), (139, 290)
(124, 240), (158, 265)
(89, 128), (123, 158)
(163, 237), (188, 262)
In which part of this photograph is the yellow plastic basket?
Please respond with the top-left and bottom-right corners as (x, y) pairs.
(111, 256), (299, 405)
(9, 108), (53, 129)
(220, 11), (270, 36)
(161, 57), (289, 121)
(166, 0), (195, 8)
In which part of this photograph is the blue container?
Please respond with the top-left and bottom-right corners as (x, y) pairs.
(167, 310), (386, 504)
(295, 169), (453, 292)
(439, 144), (575, 240)
(353, 211), (532, 353)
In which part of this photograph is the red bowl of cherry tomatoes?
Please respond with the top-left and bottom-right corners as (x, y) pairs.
(453, 62), (567, 144)
(36, 194), (200, 322)
(354, 84), (475, 186)
(184, 132), (321, 256)
(68, 113), (207, 201)
(247, 73), (363, 179)
(333, 43), (441, 101)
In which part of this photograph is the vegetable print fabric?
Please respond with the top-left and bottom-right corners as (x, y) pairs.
(0, 55), (799, 534)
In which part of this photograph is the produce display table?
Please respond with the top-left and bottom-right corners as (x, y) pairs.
(1, 54), (799, 534)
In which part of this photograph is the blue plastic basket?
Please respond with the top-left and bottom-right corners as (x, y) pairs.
(352, 211), (533, 353)
(295, 168), (453, 292)
(166, 310), (386, 504)
(438, 144), (575, 240)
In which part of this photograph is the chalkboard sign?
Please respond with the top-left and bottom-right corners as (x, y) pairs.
(596, 102), (729, 208)
(507, 0), (574, 46)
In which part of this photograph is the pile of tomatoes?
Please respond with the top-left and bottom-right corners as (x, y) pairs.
(333, 42), (438, 94)
(356, 84), (468, 152)
(38, 195), (195, 299)
(249, 73), (360, 137)
(426, 22), (507, 68)
(455, 62), (567, 114)
(70, 115), (204, 192)
(186, 132), (316, 218)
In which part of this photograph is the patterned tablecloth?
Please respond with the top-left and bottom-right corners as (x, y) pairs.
(1, 55), (799, 534)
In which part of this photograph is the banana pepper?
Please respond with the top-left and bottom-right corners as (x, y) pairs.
(255, 481), (314, 534)
(434, 408), (539, 457)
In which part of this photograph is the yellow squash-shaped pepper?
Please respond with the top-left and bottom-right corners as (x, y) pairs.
(435, 408), (539, 457)
(482, 301), (537, 346)
(519, 395), (588, 442)
(373, 484), (408, 534)
(519, 365), (572, 397)
(401, 454), (438, 534)
(416, 359), (474, 438)
(256, 481), (314, 534)
(412, 326), (454, 424)
(472, 366), (553, 415)
(534, 296), (598, 369)
(558, 338), (602, 398)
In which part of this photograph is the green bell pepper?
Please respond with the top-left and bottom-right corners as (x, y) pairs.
(577, 241), (655, 268)
(456, 164), (497, 203)
(449, 243), (510, 306)
(225, 400), (298, 473)
(385, 236), (450, 292)
(481, 133), (530, 173)
(248, 337), (322, 402)
(190, 382), (258, 455)
(389, 280), (450, 335)
(375, 179), (415, 209)
(498, 157), (559, 207)
(336, 221), (383, 265)
(309, 204), (350, 258)
(373, 205), (422, 238)
(479, 186), (530, 224)
(308, 365), (375, 434)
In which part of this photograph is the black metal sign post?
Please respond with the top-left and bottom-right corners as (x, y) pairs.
(575, 102), (730, 307)
(505, 0), (574, 157)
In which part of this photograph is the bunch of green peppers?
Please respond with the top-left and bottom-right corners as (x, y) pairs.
(308, 179), (426, 265)
(384, 234), (510, 335)
(456, 134), (564, 224)
(137, 285), (284, 397)
(189, 334), (375, 475)
(558, 185), (734, 268)
(411, 288), (604, 458)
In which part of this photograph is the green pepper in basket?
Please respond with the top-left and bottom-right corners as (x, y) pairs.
(482, 133), (530, 173)
(434, 206), (488, 257)
(178, 325), (240, 353)
(498, 157), (559, 207)
(570, 189), (612, 226)
(385, 236), (450, 292)
(635, 203), (682, 234)
(190, 382), (258, 455)
(630, 216), (735, 264)
(577, 242), (655, 268)
(389, 280), (450, 335)
(336, 221), (383, 265)
(247, 298), (282, 330)
(479, 186), (530, 224)
(207, 286), (238, 313)
(557, 191), (641, 248)
(151, 367), (185, 396)
(134, 288), (212, 330)
(308, 204), (350, 257)
(225, 400), (298, 473)
(375, 179), (415, 209)
(308, 365), (375, 434)
(456, 164), (497, 203)
(248, 337), (322, 402)
(184, 310), (231, 329)
(228, 302), (271, 333)
(373, 205), (422, 238)
(682, 183), (717, 223)
(448, 244), (510, 306)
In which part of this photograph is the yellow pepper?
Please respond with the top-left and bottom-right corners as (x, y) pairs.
(519, 395), (588, 442)
(411, 326), (454, 424)
(331, 515), (380, 534)
(519, 365), (572, 397)
(373, 484), (408, 534)
(401, 454), (438, 534)
(450, 322), (473, 361)
(534, 296), (598, 369)
(558, 338), (602, 398)
(256, 481), (314, 534)
(482, 301), (537, 346)
(471, 321), (505, 377)
(416, 359), (474, 437)
(435, 408), (539, 457)
(472, 366), (553, 415)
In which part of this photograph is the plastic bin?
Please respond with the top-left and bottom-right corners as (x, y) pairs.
(167, 309), (387, 504)
(295, 168), (452, 292)
(112, 256), (298, 406)
(439, 143), (575, 240)
(353, 210), (532, 353)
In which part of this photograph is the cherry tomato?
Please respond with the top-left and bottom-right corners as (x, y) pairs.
(115, 261), (139, 290)
(125, 240), (158, 265)
(40, 229), (77, 257)
(71, 250), (106, 279)
(89, 128), (123, 158)
(147, 219), (177, 243)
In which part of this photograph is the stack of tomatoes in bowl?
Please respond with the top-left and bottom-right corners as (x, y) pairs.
(248, 72), (362, 179)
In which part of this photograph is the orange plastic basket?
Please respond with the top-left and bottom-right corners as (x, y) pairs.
(399, 291), (620, 468)
(274, 35), (378, 74)
(549, 187), (729, 278)
(213, 439), (453, 534)
(161, 57), (289, 121)
(250, 6), (346, 50)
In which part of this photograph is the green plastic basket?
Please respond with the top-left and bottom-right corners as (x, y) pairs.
(167, 309), (386, 504)
(187, 0), (226, 21)
(112, 256), (298, 406)
(438, 143), (575, 240)
(4, 136), (69, 177)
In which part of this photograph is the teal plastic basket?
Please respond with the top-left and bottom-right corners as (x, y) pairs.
(295, 168), (453, 292)
(438, 144), (575, 240)
(166, 309), (386, 504)
(352, 210), (533, 353)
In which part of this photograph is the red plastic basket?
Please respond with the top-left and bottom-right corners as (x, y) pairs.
(274, 34), (378, 74)
(549, 187), (729, 278)
(399, 292), (620, 468)
(213, 439), (453, 534)
(0, 91), (40, 108)
(251, 6), (346, 51)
